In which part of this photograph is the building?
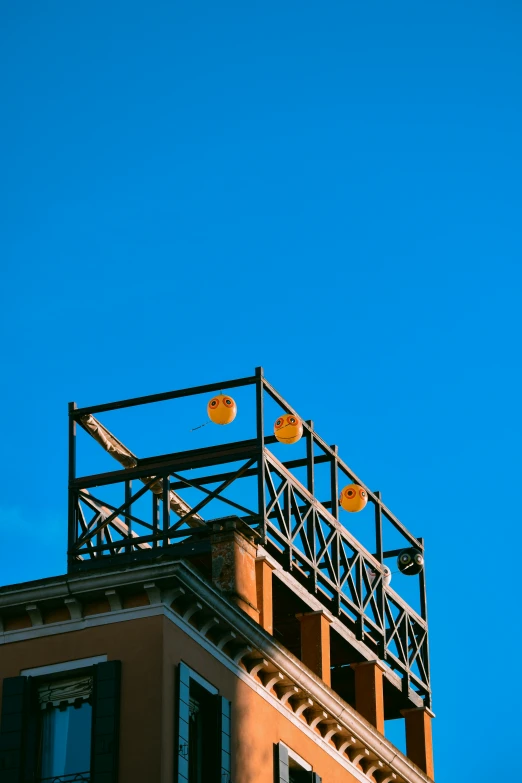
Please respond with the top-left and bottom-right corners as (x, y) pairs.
(0, 369), (435, 783)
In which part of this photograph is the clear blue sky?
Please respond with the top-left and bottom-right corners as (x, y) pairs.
(1, 1), (521, 780)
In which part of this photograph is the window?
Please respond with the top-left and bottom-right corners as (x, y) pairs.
(176, 662), (231, 783)
(275, 743), (321, 783)
(289, 761), (312, 783)
(38, 676), (93, 781)
(0, 660), (121, 783)
(188, 680), (217, 783)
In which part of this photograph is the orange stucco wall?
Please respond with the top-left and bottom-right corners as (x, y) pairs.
(162, 618), (361, 783)
(0, 613), (361, 783)
(0, 616), (164, 781)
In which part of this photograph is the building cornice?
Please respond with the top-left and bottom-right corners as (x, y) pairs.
(171, 561), (433, 783)
(0, 561), (433, 783)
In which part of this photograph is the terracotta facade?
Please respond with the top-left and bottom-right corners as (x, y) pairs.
(0, 528), (435, 782)
(0, 611), (365, 782)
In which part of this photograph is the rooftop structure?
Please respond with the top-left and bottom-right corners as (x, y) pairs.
(0, 369), (435, 783)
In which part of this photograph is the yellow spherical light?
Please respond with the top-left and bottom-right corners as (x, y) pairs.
(274, 413), (303, 444)
(207, 394), (237, 425)
(340, 483), (368, 513)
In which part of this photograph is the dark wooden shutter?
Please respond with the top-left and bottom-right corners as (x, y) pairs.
(275, 742), (290, 783)
(311, 773), (322, 783)
(91, 660), (121, 783)
(0, 677), (31, 783)
(176, 663), (190, 783)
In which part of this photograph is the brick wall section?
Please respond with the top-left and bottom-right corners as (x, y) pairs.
(210, 521), (260, 621)
(255, 557), (275, 634)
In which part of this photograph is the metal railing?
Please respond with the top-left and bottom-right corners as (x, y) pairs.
(68, 368), (431, 705)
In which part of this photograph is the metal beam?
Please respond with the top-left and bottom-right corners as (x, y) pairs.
(76, 413), (204, 524)
(72, 374), (257, 416)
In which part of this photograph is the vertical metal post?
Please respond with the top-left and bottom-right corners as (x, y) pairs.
(418, 537), (428, 620)
(374, 491), (383, 564)
(329, 444), (340, 603)
(283, 481), (292, 571)
(309, 509), (318, 593)
(418, 536), (431, 706)
(67, 402), (77, 571)
(255, 367), (266, 543)
(305, 420), (314, 496)
(355, 554), (363, 640)
(125, 479), (132, 555)
(374, 490), (385, 656)
(330, 445), (339, 520)
(152, 493), (160, 548)
(304, 421), (317, 591)
(305, 426), (316, 589)
(333, 529), (341, 616)
(163, 476), (170, 547)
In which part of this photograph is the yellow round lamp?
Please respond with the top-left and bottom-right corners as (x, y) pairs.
(274, 414), (303, 444)
(207, 394), (237, 425)
(340, 483), (368, 513)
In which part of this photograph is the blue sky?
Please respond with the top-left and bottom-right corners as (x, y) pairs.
(1, 1), (521, 779)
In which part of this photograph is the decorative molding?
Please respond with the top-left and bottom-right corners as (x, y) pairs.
(246, 658), (268, 678)
(351, 748), (371, 766)
(308, 709), (329, 731)
(144, 582), (162, 605)
(322, 722), (342, 743)
(199, 616), (219, 636)
(182, 600), (203, 623)
(163, 586), (185, 606)
(104, 589), (122, 612)
(64, 597), (83, 620)
(21, 655), (108, 677)
(38, 675), (92, 706)
(261, 671), (284, 691)
(294, 697), (314, 718)
(277, 684), (299, 705)
(377, 772), (398, 783)
(0, 560), (432, 783)
(216, 630), (236, 651)
(337, 736), (357, 754)
(232, 644), (253, 664)
(26, 604), (43, 627)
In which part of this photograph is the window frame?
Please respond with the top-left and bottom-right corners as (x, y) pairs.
(36, 673), (94, 782)
(21, 655), (108, 678)
(0, 657), (120, 783)
(176, 661), (231, 783)
(275, 742), (321, 783)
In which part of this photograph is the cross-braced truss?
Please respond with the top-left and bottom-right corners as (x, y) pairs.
(263, 453), (430, 700)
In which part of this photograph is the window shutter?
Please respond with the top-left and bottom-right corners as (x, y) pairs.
(176, 663), (190, 783)
(0, 677), (31, 783)
(91, 660), (121, 783)
(216, 695), (231, 783)
(275, 742), (290, 783)
(311, 774), (322, 783)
